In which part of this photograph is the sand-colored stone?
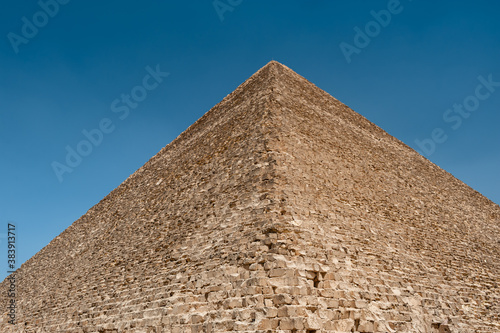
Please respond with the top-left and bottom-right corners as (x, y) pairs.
(0, 61), (499, 332)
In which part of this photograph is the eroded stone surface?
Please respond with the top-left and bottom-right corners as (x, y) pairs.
(0, 61), (498, 332)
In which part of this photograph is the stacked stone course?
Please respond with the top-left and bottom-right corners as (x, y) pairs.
(0, 61), (498, 332)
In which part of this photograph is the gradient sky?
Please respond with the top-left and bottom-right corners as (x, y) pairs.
(1, 0), (499, 281)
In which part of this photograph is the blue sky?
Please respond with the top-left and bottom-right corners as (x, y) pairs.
(1, 0), (499, 280)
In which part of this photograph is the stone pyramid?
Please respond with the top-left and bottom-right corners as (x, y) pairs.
(1, 61), (499, 333)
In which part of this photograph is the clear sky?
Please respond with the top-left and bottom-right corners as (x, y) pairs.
(1, 0), (499, 281)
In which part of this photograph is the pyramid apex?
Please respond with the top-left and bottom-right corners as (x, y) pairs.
(238, 60), (300, 92)
(253, 60), (293, 77)
(220, 60), (298, 102)
(262, 60), (292, 71)
(264, 60), (284, 67)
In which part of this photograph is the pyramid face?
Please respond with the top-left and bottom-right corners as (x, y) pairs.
(1, 61), (499, 333)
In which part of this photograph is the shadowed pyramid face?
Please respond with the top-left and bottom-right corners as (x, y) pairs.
(1, 61), (499, 332)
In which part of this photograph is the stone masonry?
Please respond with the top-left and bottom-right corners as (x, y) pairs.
(0, 61), (499, 332)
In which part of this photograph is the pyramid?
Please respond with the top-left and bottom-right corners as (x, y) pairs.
(1, 61), (499, 333)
